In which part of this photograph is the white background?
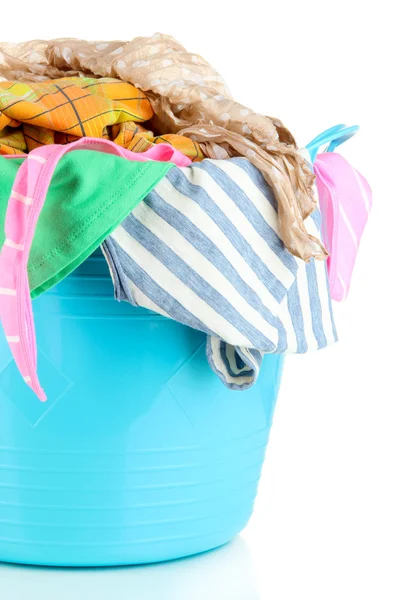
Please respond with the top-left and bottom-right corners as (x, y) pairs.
(1, 1), (403, 598)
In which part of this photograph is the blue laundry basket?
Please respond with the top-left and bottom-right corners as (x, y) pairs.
(0, 251), (284, 567)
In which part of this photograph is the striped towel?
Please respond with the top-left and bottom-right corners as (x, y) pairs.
(102, 158), (337, 390)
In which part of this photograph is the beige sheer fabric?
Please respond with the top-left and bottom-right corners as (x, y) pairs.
(0, 33), (326, 261)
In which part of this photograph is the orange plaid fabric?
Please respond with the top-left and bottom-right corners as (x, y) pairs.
(0, 77), (204, 161)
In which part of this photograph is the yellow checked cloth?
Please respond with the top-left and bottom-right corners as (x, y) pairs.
(0, 77), (204, 161)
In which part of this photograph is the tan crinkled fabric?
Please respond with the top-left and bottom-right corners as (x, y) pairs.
(0, 34), (327, 261)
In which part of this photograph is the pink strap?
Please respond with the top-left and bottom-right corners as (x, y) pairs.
(0, 139), (191, 401)
(1, 143), (191, 165)
(314, 153), (372, 301)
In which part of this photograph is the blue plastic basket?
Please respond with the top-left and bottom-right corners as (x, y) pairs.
(0, 251), (283, 566)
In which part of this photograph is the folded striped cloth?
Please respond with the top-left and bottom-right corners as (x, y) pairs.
(102, 158), (337, 390)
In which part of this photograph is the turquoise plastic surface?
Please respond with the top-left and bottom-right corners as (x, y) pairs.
(0, 251), (284, 567)
(306, 124), (360, 162)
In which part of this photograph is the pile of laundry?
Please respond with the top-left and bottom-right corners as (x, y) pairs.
(0, 34), (371, 401)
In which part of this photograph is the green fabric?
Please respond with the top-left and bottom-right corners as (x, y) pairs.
(0, 151), (172, 298)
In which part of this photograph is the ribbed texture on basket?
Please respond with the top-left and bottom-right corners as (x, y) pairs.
(0, 251), (283, 566)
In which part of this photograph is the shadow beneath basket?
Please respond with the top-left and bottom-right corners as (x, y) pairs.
(0, 537), (260, 600)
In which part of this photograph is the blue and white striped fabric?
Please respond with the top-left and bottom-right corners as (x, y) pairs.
(102, 157), (337, 390)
